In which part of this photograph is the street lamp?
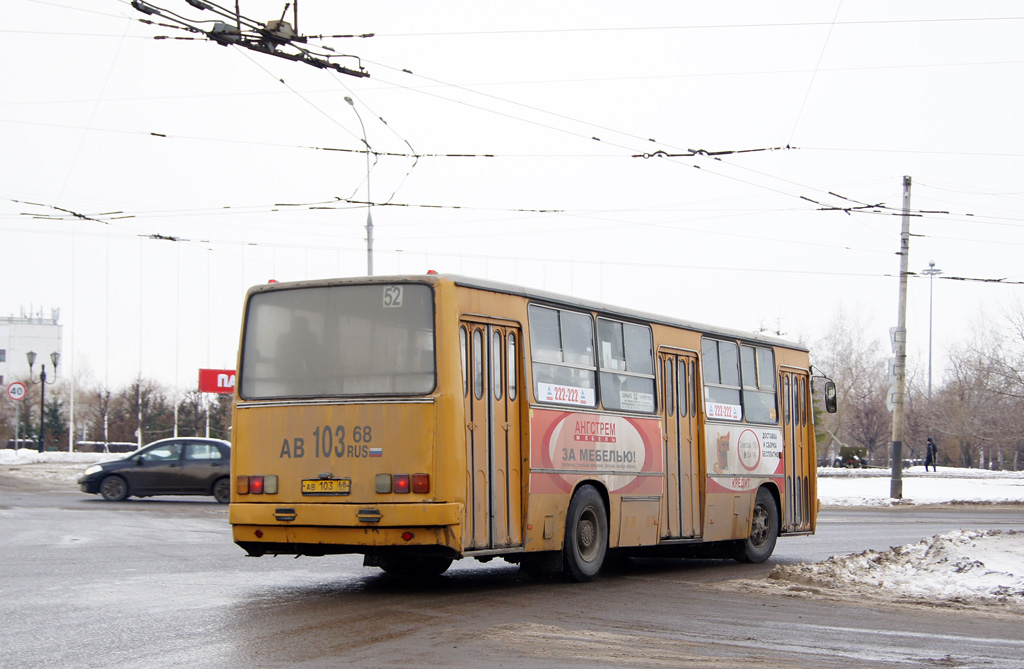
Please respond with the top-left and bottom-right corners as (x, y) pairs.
(344, 95), (374, 276)
(26, 351), (60, 453)
(921, 261), (943, 397)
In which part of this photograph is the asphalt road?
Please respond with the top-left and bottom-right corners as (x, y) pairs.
(3, 474), (1023, 668)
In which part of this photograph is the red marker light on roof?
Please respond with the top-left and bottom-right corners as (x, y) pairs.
(426, 270), (437, 275)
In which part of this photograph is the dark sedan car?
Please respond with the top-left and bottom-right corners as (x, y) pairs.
(78, 438), (231, 503)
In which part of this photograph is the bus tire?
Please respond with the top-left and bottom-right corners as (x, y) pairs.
(736, 487), (779, 563)
(100, 475), (129, 502)
(378, 556), (453, 577)
(563, 485), (608, 582)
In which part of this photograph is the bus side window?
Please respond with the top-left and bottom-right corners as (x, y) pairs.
(508, 333), (517, 400)
(528, 305), (597, 407)
(690, 360), (697, 418)
(665, 359), (674, 417)
(473, 329), (484, 401)
(784, 375), (791, 425)
(701, 339), (741, 411)
(678, 359), (687, 416)
(596, 318), (655, 413)
(741, 345), (777, 424)
(800, 377), (807, 426)
(492, 330), (503, 400)
(460, 326), (468, 397)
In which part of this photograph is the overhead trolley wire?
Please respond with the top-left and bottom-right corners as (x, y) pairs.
(43, 2), (1024, 238)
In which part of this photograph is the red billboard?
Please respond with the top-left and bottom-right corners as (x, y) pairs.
(198, 368), (236, 394)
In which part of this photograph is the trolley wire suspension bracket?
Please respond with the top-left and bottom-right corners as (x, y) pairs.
(632, 145), (795, 159)
(130, 0), (371, 78)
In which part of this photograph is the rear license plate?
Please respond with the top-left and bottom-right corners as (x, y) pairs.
(301, 478), (351, 496)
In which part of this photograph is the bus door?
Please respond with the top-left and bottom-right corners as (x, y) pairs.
(658, 350), (700, 539)
(462, 321), (523, 550)
(781, 368), (812, 531)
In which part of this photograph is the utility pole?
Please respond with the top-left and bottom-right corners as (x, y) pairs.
(890, 176), (912, 499)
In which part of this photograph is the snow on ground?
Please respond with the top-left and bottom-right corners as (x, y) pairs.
(818, 465), (1024, 506)
(770, 466), (1024, 615)
(0, 449), (123, 484)
(3, 450), (1023, 612)
(765, 529), (1024, 615)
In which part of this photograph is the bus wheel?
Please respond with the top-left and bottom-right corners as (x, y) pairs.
(100, 475), (129, 502)
(378, 556), (453, 577)
(563, 485), (608, 582)
(736, 488), (779, 563)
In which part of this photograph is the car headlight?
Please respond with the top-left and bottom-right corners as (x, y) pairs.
(83, 465), (103, 476)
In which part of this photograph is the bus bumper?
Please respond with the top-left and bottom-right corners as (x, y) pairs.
(229, 502), (463, 557)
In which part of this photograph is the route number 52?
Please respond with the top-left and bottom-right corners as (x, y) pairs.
(383, 285), (403, 308)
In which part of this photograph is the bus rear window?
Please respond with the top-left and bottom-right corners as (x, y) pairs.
(239, 284), (436, 399)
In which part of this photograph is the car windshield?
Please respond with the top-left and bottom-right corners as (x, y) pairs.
(239, 283), (436, 399)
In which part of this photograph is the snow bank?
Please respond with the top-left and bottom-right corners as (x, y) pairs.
(768, 529), (1024, 612)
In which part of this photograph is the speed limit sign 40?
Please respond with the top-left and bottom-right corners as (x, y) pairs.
(7, 382), (27, 401)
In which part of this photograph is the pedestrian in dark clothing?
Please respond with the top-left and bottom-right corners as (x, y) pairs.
(924, 437), (938, 472)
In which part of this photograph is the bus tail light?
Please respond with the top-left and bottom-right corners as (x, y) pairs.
(393, 474), (410, 494)
(235, 475), (278, 495)
(375, 473), (428, 494)
(411, 473), (430, 493)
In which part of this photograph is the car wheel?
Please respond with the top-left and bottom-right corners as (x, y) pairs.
(213, 477), (230, 504)
(100, 475), (129, 502)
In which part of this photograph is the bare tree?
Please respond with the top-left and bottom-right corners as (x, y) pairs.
(934, 339), (1004, 468)
(812, 305), (887, 463)
(177, 390), (208, 437)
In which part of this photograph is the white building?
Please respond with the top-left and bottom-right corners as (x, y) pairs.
(0, 308), (64, 387)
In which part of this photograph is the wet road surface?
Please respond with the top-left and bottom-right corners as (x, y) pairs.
(3, 475), (1023, 667)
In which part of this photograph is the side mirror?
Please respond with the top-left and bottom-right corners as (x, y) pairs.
(824, 380), (838, 414)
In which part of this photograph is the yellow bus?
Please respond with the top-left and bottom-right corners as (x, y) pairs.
(230, 274), (836, 581)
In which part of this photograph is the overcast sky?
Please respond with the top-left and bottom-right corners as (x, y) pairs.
(3, 1), (1023, 392)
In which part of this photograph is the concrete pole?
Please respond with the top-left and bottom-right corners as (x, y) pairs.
(890, 176), (912, 499)
(345, 96), (373, 276)
(922, 261), (943, 397)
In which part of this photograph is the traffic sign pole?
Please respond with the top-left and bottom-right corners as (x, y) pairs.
(7, 382), (27, 451)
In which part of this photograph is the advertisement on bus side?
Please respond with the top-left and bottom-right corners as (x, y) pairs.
(705, 424), (784, 493)
(530, 410), (663, 495)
